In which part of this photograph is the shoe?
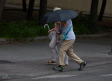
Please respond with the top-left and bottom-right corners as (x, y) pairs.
(53, 65), (64, 72)
(78, 61), (87, 71)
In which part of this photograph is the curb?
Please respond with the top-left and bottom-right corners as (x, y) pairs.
(76, 34), (110, 38)
(0, 36), (49, 44)
(0, 34), (111, 44)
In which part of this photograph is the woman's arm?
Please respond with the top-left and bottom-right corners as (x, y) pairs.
(48, 28), (55, 33)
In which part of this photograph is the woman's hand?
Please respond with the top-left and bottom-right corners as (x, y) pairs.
(48, 30), (51, 33)
(48, 28), (55, 33)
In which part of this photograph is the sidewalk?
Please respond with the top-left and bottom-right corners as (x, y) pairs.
(0, 33), (111, 44)
(0, 35), (112, 80)
(5, 4), (53, 11)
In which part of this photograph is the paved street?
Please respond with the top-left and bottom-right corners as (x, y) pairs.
(4, 63), (112, 81)
(0, 37), (112, 81)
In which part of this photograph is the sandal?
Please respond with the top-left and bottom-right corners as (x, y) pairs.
(64, 64), (68, 66)
(46, 60), (56, 64)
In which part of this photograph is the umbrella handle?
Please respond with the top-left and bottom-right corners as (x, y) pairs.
(44, 24), (50, 30)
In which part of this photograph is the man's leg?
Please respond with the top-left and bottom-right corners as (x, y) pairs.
(66, 43), (87, 71)
(58, 40), (69, 65)
(53, 40), (87, 71)
(53, 40), (72, 71)
(59, 40), (75, 65)
(66, 45), (82, 65)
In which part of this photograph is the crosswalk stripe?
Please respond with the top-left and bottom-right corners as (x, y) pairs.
(33, 75), (77, 79)
(101, 74), (112, 76)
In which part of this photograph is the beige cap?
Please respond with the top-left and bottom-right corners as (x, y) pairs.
(53, 7), (61, 11)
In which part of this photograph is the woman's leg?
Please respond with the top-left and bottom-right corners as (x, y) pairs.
(49, 35), (58, 62)
(64, 54), (69, 65)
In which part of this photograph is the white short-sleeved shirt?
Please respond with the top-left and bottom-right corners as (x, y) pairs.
(61, 19), (76, 40)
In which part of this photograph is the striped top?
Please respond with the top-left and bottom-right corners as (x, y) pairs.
(54, 23), (61, 37)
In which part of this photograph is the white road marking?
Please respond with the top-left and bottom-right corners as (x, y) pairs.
(33, 75), (77, 79)
(101, 74), (112, 76)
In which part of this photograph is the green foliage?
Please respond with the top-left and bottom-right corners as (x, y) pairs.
(0, 20), (48, 40)
(72, 11), (93, 35)
(0, 12), (99, 41)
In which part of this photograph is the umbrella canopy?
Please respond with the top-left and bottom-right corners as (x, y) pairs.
(39, 9), (78, 23)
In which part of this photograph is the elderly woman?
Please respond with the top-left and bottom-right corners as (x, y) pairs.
(47, 7), (69, 66)
(53, 19), (87, 71)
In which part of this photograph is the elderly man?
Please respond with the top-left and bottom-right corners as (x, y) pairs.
(53, 19), (87, 71)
